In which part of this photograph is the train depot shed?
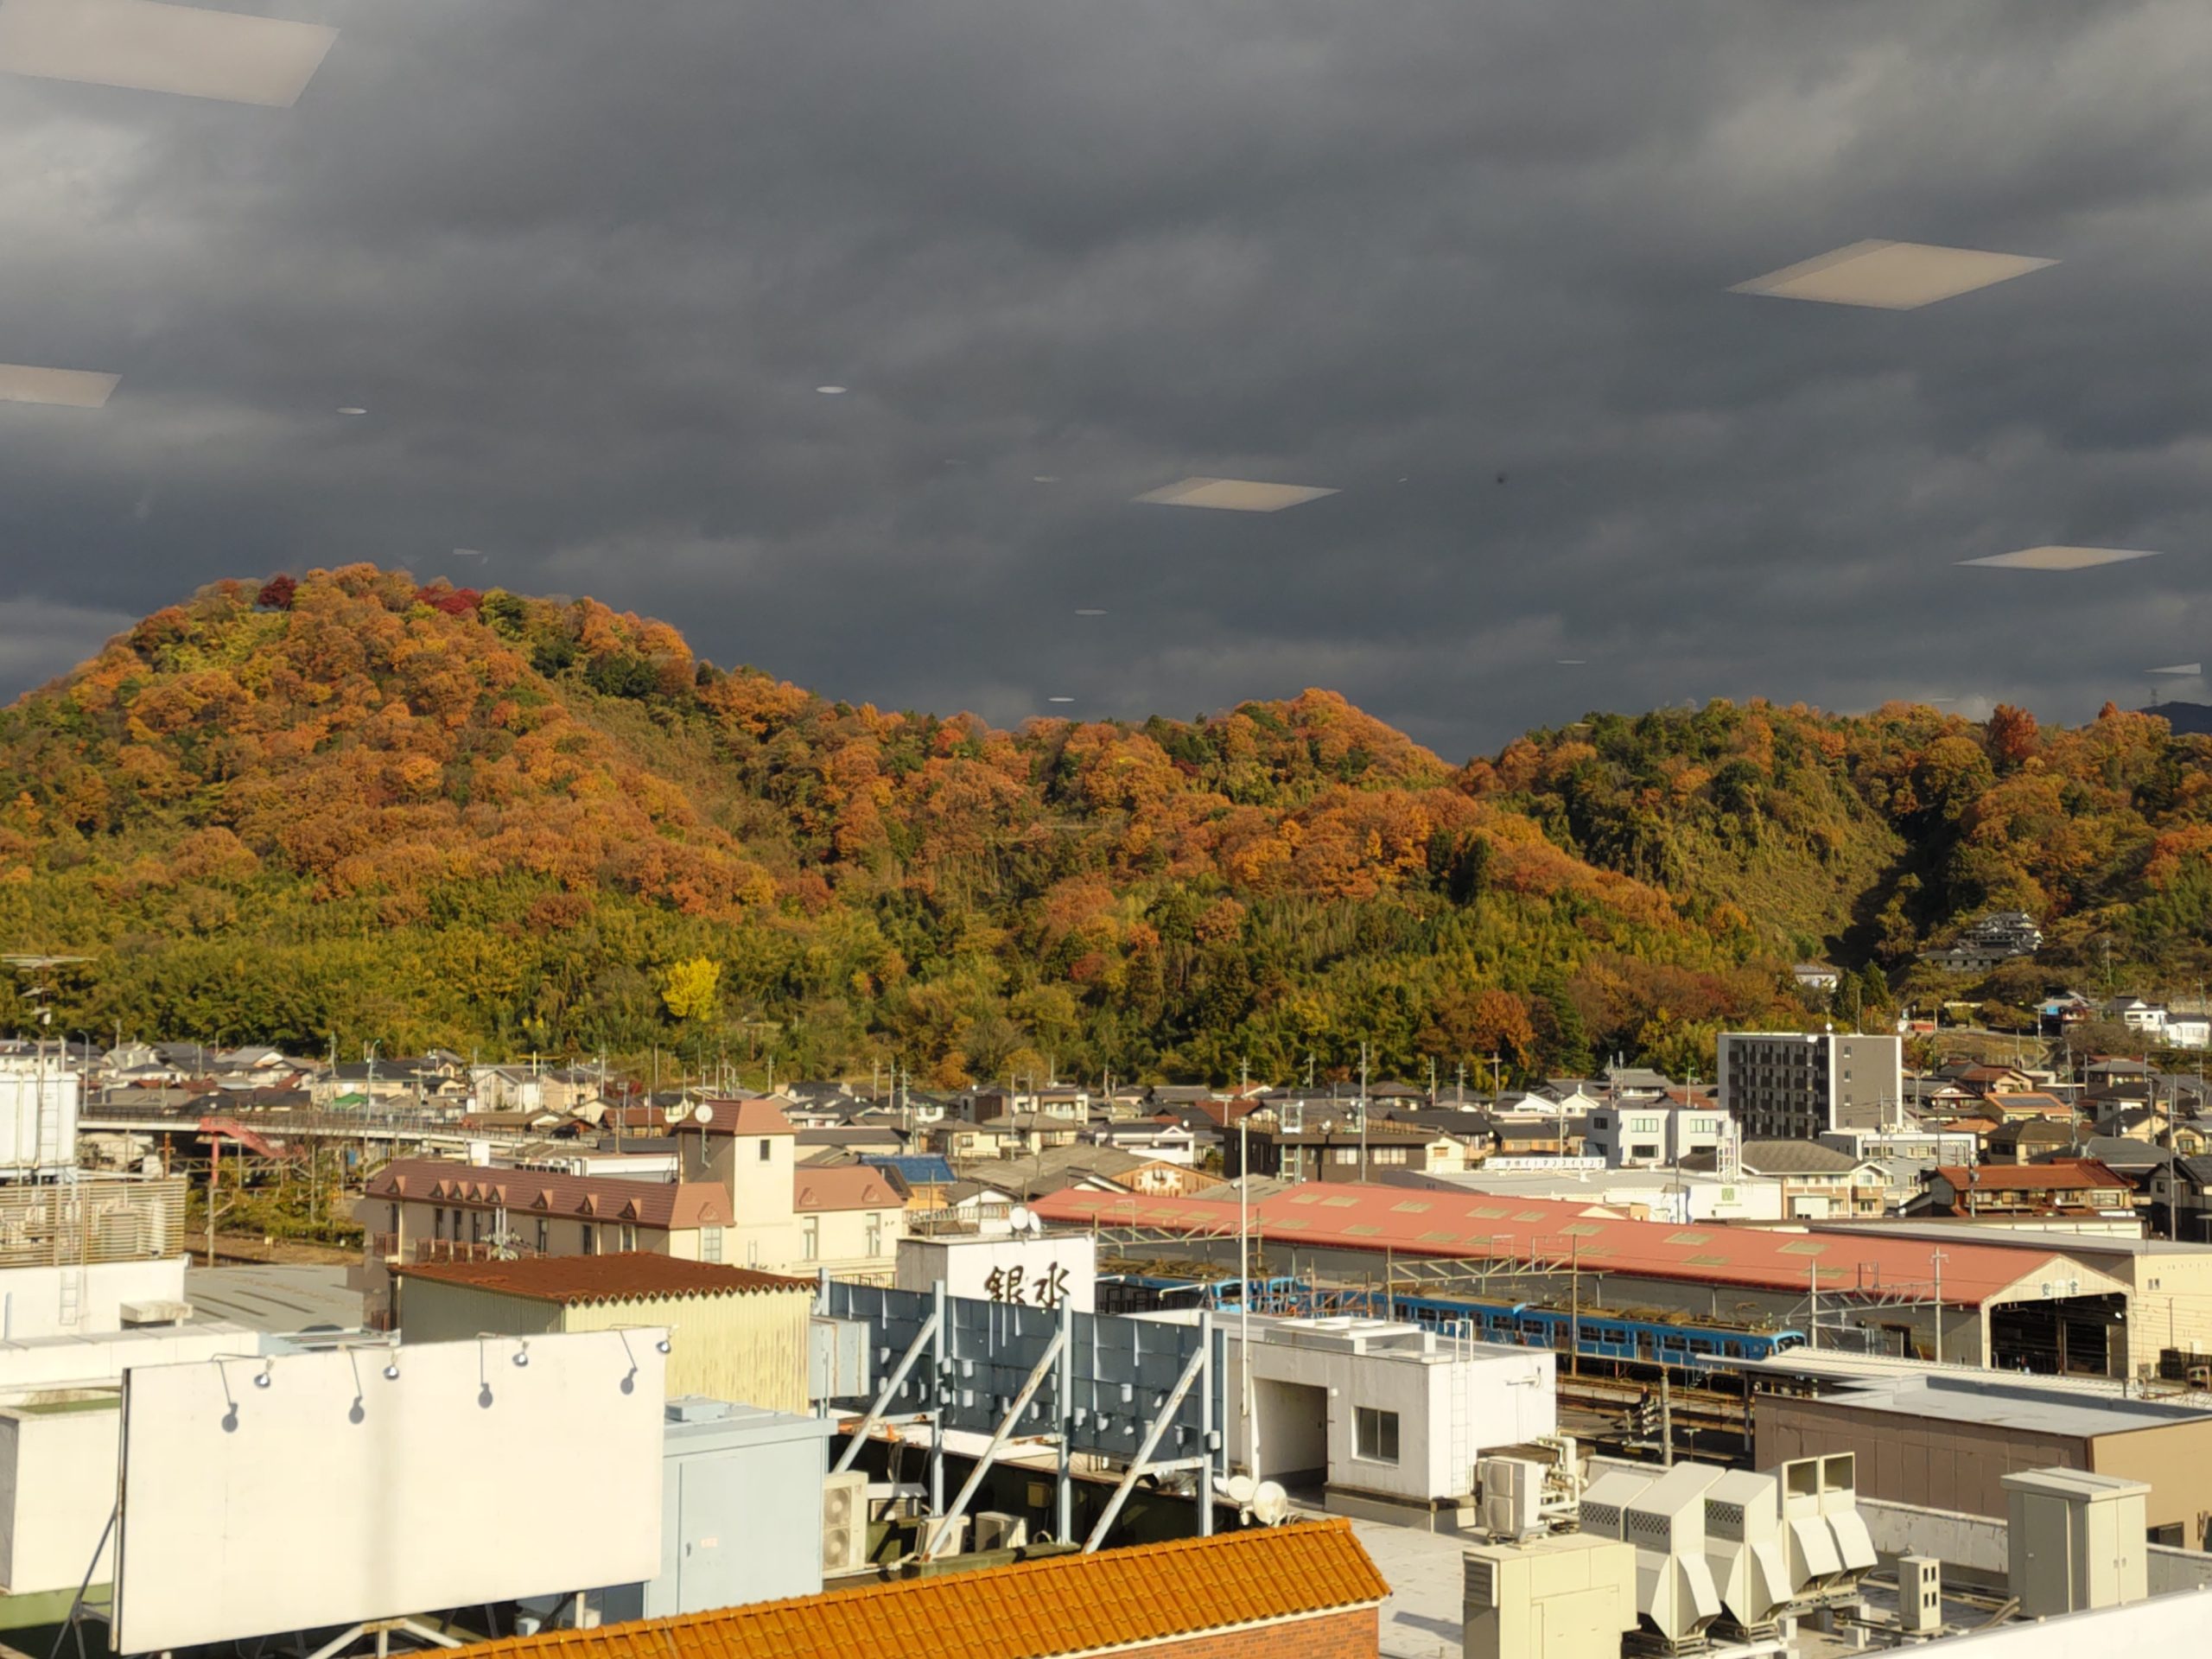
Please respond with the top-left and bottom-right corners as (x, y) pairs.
(1037, 1182), (2135, 1375)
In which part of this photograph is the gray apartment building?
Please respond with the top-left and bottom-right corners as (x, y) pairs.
(1717, 1031), (1904, 1140)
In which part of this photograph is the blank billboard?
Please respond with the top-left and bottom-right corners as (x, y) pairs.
(112, 1330), (665, 1654)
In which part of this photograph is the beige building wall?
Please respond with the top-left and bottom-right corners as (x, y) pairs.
(1758, 1396), (2085, 1518)
(800, 1205), (901, 1282)
(1757, 1395), (2212, 1545)
(2120, 1251), (2212, 1376)
(393, 1279), (812, 1414)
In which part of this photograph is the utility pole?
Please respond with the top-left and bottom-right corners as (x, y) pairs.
(1569, 1238), (1580, 1377)
(1931, 1249), (1948, 1364)
(1456, 1061), (1465, 1105)
(1358, 1043), (1369, 1181)
(1238, 1098), (1255, 1482)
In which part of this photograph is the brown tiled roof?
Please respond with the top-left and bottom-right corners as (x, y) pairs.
(676, 1097), (796, 1136)
(1934, 1160), (2126, 1191)
(454, 1517), (1385, 1659)
(793, 1166), (901, 1212)
(393, 1252), (810, 1305)
(365, 1159), (730, 1230)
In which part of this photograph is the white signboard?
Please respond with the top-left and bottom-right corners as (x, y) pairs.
(112, 1330), (666, 1653)
(896, 1233), (1096, 1313)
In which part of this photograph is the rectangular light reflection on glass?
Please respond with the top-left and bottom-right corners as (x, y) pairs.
(1134, 477), (1339, 512)
(0, 0), (337, 108)
(0, 364), (121, 408)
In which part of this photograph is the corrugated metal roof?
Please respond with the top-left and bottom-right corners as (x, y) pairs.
(1033, 1180), (2095, 1306)
(453, 1516), (1385, 1659)
(393, 1253), (811, 1305)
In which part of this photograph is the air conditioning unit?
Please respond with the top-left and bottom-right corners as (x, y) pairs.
(1478, 1457), (1544, 1541)
(822, 1471), (869, 1574)
(922, 1514), (971, 1557)
(1897, 1554), (1942, 1636)
(1463, 1533), (1638, 1659)
(973, 1511), (1029, 1552)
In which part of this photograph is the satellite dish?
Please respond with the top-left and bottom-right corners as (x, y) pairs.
(664, 1102), (693, 1124)
(1008, 1205), (1033, 1233)
(1225, 1473), (1257, 1507)
(1251, 1482), (1290, 1526)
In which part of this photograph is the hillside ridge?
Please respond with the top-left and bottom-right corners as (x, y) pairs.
(2, 566), (2206, 1081)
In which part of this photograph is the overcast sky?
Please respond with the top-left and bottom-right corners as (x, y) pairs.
(2, 0), (2209, 757)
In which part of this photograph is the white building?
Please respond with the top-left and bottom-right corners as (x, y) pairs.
(1200, 1313), (1557, 1525)
(1583, 1103), (1731, 1168)
(1427, 1166), (1786, 1225)
(2162, 1014), (2209, 1050)
(2104, 998), (2170, 1036)
(894, 1232), (1096, 1313)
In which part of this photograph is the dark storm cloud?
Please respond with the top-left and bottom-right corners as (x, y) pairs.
(4, 0), (2212, 755)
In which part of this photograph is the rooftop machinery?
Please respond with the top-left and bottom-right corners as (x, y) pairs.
(1473, 1451), (1876, 1654)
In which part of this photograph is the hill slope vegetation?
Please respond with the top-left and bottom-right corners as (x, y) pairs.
(1, 567), (2206, 1084)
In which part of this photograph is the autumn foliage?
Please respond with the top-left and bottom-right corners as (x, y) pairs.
(2, 569), (2208, 1084)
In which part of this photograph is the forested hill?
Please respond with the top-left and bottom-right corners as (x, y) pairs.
(0, 567), (2206, 1084)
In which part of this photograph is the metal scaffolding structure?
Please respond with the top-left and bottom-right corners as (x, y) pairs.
(819, 1280), (1224, 1554)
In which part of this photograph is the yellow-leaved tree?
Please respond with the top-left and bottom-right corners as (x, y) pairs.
(661, 956), (722, 1024)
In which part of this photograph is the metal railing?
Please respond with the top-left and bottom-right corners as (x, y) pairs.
(79, 1103), (529, 1142)
(372, 1233), (543, 1266)
(0, 1175), (186, 1268)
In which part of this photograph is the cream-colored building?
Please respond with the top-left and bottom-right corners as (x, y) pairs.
(355, 1099), (905, 1325)
(391, 1253), (814, 1413)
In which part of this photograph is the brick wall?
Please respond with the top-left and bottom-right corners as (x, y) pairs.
(1121, 1606), (1381, 1659)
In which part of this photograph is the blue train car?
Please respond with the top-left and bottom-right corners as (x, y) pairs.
(1096, 1274), (1804, 1369)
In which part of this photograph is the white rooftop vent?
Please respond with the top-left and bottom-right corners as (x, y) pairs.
(1704, 1470), (1791, 1629)
(118, 1300), (193, 1328)
(1623, 1465), (1724, 1643)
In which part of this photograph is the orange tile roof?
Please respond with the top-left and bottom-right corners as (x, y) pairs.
(459, 1519), (1385, 1659)
(393, 1251), (811, 1305)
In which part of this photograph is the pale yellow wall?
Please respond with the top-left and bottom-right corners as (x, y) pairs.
(395, 1281), (811, 1414)
(2126, 1251), (2212, 1374)
(561, 1291), (811, 1414)
(796, 1205), (905, 1281)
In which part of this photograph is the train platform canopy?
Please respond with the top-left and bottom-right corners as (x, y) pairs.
(1712, 1348), (2145, 1397)
(1033, 1182), (2126, 1310)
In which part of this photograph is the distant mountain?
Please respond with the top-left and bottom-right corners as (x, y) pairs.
(0, 566), (2208, 1082)
(2145, 701), (2212, 737)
